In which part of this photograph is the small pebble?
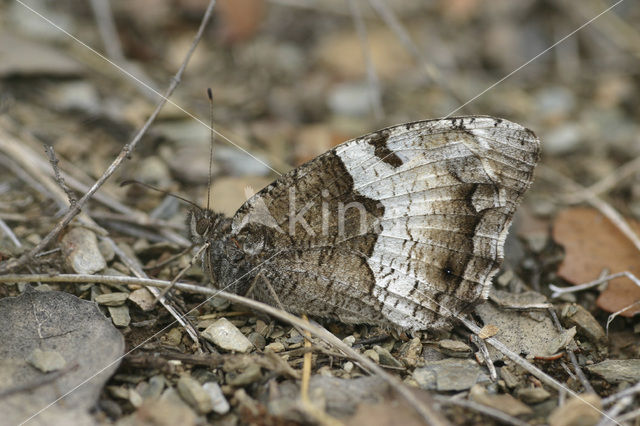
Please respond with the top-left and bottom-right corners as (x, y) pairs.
(373, 345), (403, 367)
(202, 318), (253, 353)
(108, 305), (131, 327)
(516, 386), (551, 404)
(364, 349), (379, 363)
(177, 376), (213, 414)
(95, 292), (129, 306)
(203, 382), (230, 415)
(265, 342), (285, 353)
(438, 339), (472, 358)
(27, 348), (66, 372)
(61, 227), (106, 274)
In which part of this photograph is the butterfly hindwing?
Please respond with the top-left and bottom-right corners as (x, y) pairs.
(226, 116), (540, 330)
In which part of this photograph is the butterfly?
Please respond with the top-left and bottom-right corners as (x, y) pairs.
(187, 116), (540, 331)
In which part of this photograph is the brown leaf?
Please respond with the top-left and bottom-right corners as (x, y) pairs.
(552, 207), (640, 316)
(217, 0), (265, 43)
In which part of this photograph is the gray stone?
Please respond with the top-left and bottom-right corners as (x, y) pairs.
(202, 318), (253, 353)
(516, 387), (551, 404)
(373, 345), (403, 367)
(61, 227), (106, 274)
(543, 124), (582, 155)
(327, 81), (377, 117)
(95, 292), (129, 306)
(247, 332), (266, 351)
(413, 359), (481, 391)
(438, 339), (472, 358)
(587, 359), (640, 383)
(108, 305), (131, 327)
(27, 348), (66, 372)
(177, 376), (213, 414)
(203, 382), (230, 415)
(560, 303), (607, 347)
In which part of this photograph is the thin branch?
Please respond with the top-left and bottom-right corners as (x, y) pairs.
(348, 0), (384, 121)
(0, 218), (21, 248)
(548, 307), (595, 394)
(44, 145), (76, 207)
(434, 395), (529, 426)
(367, 0), (468, 111)
(0, 0), (217, 274)
(539, 165), (640, 253)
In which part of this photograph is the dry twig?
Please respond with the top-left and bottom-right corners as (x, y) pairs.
(0, 0), (217, 274)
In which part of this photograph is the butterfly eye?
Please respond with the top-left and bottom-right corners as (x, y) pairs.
(196, 218), (209, 235)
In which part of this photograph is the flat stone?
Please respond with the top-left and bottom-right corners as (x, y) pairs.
(373, 345), (403, 367)
(265, 342), (285, 353)
(414, 359), (480, 391)
(27, 348), (66, 372)
(95, 292), (129, 306)
(177, 376), (213, 414)
(438, 339), (472, 358)
(516, 387), (551, 404)
(202, 318), (253, 353)
(548, 393), (601, 426)
(560, 304), (607, 347)
(397, 337), (422, 367)
(128, 288), (156, 311)
(247, 332), (266, 351)
(586, 359), (640, 383)
(108, 305), (131, 327)
(61, 227), (106, 274)
(470, 384), (532, 417)
(203, 382), (230, 415)
(363, 349), (379, 364)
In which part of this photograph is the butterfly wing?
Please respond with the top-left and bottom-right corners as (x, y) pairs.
(230, 116), (540, 330)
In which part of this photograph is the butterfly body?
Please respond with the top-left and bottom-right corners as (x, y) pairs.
(189, 116), (540, 331)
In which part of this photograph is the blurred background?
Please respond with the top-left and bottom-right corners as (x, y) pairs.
(1, 0), (639, 233)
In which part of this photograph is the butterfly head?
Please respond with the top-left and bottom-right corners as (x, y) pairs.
(186, 207), (228, 245)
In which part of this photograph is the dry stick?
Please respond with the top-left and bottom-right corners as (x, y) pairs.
(0, 151), (52, 205)
(616, 407), (640, 423)
(0, 135), (97, 224)
(104, 239), (201, 347)
(44, 145), (77, 207)
(88, 0), (124, 61)
(0, 218), (21, 248)
(433, 395), (529, 426)
(347, 0), (384, 121)
(0, 98), (189, 246)
(549, 271), (640, 298)
(539, 164), (640, 253)
(0, 273), (450, 426)
(547, 307), (595, 394)
(0, 0), (216, 275)
(298, 315), (343, 426)
(152, 242), (210, 304)
(596, 394), (633, 426)
(603, 381), (640, 406)
(367, 0), (469, 111)
(469, 334), (497, 381)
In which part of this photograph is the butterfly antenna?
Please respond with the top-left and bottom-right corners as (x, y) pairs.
(207, 87), (215, 211)
(120, 180), (202, 210)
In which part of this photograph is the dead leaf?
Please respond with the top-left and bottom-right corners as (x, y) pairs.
(217, 0), (265, 43)
(475, 292), (576, 360)
(0, 288), (124, 425)
(552, 207), (640, 316)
